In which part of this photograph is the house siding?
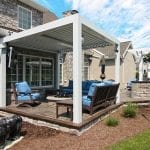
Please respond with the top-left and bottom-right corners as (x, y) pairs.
(0, 0), (43, 32)
(121, 52), (136, 86)
(43, 11), (57, 23)
(62, 49), (136, 89)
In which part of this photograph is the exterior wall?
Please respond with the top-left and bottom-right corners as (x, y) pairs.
(62, 50), (136, 89)
(105, 59), (115, 81)
(88, 52), (101, 80)
(132, 82), (150, 100)
(121, 52), (136, 87)
(43, 11), (57, 23)
(0, 0), (43, 32)
(63, 52), (73, 84)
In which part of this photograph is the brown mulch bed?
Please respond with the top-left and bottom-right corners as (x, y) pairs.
(9, 106), (150, 150)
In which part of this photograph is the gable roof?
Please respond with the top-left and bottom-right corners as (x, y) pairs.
(93, 41), (133, 59)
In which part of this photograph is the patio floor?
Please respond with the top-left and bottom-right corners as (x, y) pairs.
(0, 97), (122, 130)
(0, 89), (149, 132)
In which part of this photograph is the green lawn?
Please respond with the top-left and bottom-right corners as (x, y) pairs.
(106, 130), (150, 150)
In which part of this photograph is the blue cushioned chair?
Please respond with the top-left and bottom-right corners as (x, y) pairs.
(14, 81), (41, 106)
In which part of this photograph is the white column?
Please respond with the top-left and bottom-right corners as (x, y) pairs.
(139, 57), (143, 81)
(0, 43), (6, 107)
(73, 15), (82, 123)
(56, 53), (60, 89)
(115, 44), (120, 104)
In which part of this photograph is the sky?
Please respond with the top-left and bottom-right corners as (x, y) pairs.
(35, 0), (150, 49)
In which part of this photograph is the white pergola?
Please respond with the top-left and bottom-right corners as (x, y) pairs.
(0, 14), (120, 124)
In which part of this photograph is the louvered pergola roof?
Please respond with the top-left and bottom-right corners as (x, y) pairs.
(1, 14), (121, 124)
(3, 14), (119, 52)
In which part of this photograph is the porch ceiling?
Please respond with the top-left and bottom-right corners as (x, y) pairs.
(3, 14), (119, 53)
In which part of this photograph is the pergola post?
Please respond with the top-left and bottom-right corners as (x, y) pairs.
(56, 53), (60, 89)
(73, 15), (82, 123)
(115, 44), (120, 104)
(139, 57), (143, 81)
(0, 43), (6, 107)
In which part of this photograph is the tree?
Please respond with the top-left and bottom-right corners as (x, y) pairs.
(143, 53), (150, 63)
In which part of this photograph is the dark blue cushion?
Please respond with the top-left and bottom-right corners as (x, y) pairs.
(82, 96), (91, 106)
(82, 81), (88, 90)
(82, 90), (89, 95)
(68, 80), (73, 88)
(62, 88), (73, 94)
(16, 81), (31, 94)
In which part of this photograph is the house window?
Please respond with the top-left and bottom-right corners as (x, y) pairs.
(26, 57), (40, 86)
(7, 54), (54, 87)
(18, 6), (32, 29)
(7, 55), (23, 85)
(41, 58), (53, 86)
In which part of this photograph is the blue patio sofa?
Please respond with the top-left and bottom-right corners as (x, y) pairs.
(82, 81), (120, 114)
(60, 80), (101, 96)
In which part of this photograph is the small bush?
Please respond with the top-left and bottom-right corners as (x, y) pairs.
(123, 103), (138, 118)
(106, 117), (119, 127)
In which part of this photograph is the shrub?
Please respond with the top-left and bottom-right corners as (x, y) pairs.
(123, 103), (138, 118)
(106, 117), (119, 127)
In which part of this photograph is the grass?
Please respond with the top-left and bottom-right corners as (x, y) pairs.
(123, 102), (138, 118)
(106, 117), (119, 127)
(105, 130), (150, 150)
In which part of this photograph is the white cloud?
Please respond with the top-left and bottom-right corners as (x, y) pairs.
(66, 0), (150, 48)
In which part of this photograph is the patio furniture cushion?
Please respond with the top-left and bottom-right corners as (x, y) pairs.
(17, 93), (40, 101)
(88, 82), (105, 97)
(103, 80), (113, 85)
(82, 96), (91, 106)
(16, 81), (32, 94)
(68, 80), (73, 88)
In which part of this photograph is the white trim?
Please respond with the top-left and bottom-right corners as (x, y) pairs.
(0, 48), (6, 107)
(92, 48), (105, 56)
(8, 47), (13, 68)
(122, 41), (132, 59)
(73, 14), (82, 124)
(115, 44), (120, 104)
(139, 58), (143, 81)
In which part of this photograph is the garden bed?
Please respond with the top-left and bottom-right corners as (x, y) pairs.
(9, 106), (150, 150)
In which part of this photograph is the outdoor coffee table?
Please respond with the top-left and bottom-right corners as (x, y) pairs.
(46, 96), (72, 102)
(56, 99), (73, 120)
